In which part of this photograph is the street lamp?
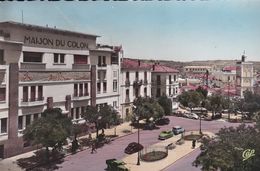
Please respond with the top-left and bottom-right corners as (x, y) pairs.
(136, 116), (140, 165)
(199, 101), (203, 135)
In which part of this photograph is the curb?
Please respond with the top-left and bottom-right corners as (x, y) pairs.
(160, 147), (200, 171)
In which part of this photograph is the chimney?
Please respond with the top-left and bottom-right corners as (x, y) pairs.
(152, 64), (155, 71)
(138, 60), (141, 66)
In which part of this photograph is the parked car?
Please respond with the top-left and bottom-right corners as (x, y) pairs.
(124, 142), (144, 154)
(212, 113), (222, 119)
(155, 117), (170, 125)
(185, 113), (199, 119)
(158, 130), (174, 140)
(143, 122), (156, 130)
(172, 126), (185, 135)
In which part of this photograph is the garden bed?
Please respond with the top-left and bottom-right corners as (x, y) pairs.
(141, 151), (168, 162)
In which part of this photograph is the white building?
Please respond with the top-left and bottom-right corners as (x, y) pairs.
(120, 58), (152, 121)
(212, 66), (237, 88)
(0, 21), (120, 158)
(151, 63), (180, 108)
(236, 55), (254, 97)
(184, 65), (213, 74)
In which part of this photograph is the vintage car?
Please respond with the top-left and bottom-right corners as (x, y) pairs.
(158, 130), (174, 140)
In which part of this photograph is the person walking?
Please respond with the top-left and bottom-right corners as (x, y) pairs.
(91, 140), (97, 153)
(192, 139), (196, 149)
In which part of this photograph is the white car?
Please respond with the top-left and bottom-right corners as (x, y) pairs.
(186, 113), (199, 120)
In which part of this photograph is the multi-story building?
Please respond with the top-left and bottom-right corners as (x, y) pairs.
(212, 66), (237, 88)
(151, 63), (179, 108)
(0, 21), (120, 158)
(184, 65), (213, 74)
(120, 58), (152, 121)
(236, 55), (254, 97)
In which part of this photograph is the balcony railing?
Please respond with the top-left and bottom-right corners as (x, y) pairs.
(125, 79), (130, 87)
(98, 63), (107, 67)
(143, 79), (148, 85)
(72, 94), (90, 101)
(20, 62), (46, 70)
(20, 97), (45, 106)
(133, 79), (143, 87)
(72, 64), (90, 70)
(125, 97), (130, 103)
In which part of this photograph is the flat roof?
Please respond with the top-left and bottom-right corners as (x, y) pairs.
(0, 21), (100, 38)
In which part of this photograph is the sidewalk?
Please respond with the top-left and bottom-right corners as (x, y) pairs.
(0, 121), (136, 171)
(122, 131), (214, 171)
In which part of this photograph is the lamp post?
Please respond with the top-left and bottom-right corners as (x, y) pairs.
(136, 116), (140, 165)
(199, 101), (203, 135)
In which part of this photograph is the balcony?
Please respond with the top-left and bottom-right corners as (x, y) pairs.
(98, 63), (107, 67)
(143, 79), (148, 85)
(20, 97), (45, 107)
(125, 79), (130, 87)
(72, 64), (90, 70)
(72, 94), (90, 101)
(20, 62), (46, 70)
(133, 79), (143, 87)
(125, 97), (130, 103)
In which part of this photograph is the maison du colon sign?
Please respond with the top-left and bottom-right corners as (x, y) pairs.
(24, 36), (89, 49)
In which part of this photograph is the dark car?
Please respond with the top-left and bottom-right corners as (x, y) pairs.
(143, 122), (156, 130)
(124, 142), (144, 155)
(155, 118), (170, 125)
(212, 113), (222, 120)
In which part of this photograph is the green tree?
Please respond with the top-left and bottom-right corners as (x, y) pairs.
(196, 86), (208, 98)
(242, 90), (260, 119)
(99, 105), (120, 135)
(178, 90), (203, 112)
(157, 95), (172, 115)
(82, 105), (120, 138)
(206, 94), (225, 117)
(82, 105), (100, 138)
(194, 121), (260, 171)
(133, 97), (165, 123)
(23, 108), (72, 161)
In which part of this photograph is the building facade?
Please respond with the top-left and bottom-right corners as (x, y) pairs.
(184, 65), (213, 74)
(236, 55), (254, 97)
(0, 21), (120, 158)
(151, 63), (179, 108)
(120, 58), (152, 121)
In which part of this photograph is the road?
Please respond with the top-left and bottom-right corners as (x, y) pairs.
(57, 116), (244, 171)
(162, 149), (201, 171)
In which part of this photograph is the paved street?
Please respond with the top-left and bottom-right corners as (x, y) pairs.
(163, 149), (201, 171)
(57, 116), (243, 171)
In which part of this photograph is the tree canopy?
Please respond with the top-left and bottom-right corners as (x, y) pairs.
(194, 120), (260, 171)
(23, 108), (72, 159)
(133, 97), (165, 122)
(157, 95), (172, 115)
(82, 104), (120, 138)
(178, 90), (204, 111)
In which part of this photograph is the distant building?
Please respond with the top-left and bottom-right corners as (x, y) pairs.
(236, 55), (254, 97)
(212, 65), (236, 88)
(184, 65), (213, 74)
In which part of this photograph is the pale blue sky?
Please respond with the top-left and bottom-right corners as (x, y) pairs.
(1, 1), (260, 61)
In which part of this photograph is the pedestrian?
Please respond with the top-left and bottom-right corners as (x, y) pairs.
(91, 140), (97, 153)
(192, 139), (196, 149)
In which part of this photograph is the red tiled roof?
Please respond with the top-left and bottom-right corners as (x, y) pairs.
(151, 64), (179, 73)
(223, 66), (237, 71)
(121, 58), (151, 70)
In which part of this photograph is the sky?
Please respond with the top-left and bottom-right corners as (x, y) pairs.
(0, 1), (260, 61)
